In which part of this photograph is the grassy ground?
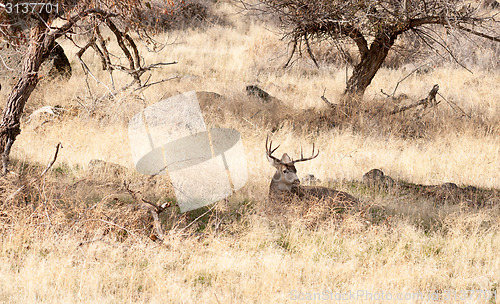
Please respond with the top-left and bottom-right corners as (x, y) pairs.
(0, 2), (499, 303)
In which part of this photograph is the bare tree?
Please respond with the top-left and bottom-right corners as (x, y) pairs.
(0, 0), (179, 174)
(243, 0), (500, 101)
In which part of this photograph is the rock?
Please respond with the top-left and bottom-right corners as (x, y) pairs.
(362, 169), (395, 187)
(246, 85), (272, 103)
(301, 174), (321, 186)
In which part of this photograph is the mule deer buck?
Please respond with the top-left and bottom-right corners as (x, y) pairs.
(266, 137), (359, 210)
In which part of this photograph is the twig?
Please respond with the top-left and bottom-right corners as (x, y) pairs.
(76, 39), (115, 97)
(123, 181), (172, 213)
(5, 185), (25, 204)
(178, 203), (218, 233)
(133, 75), (179, 92)
(380, 89), (391, 98)
(390, 63), (432, 96)
(123, 181), (172, 241)
(321, 88), (336, 108)
(250, 110), (262, 119)
(437, 92), (471, 118)
(391, 84), (439, 115)
(456, 24), (500, 43)
(0, 54), (17, 72)
(41, 142), (62, 176)
(242, 117), (258, 129)
(150, 211), (164, 242)
(78, 236), (105, 246)
(214, 291), (221, 304)
(5, 142), (62, 204)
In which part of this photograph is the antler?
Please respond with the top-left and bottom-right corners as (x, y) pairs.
(292, 143), (319, 164)
(266, 136), (319, 164)
(265, 136), (283, 164)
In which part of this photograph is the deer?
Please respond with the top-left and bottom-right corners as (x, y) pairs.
(265, 137), (359, 210)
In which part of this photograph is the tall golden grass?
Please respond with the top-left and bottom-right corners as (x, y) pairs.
(0, 2), (499, 303)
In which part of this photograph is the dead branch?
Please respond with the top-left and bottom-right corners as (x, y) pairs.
(380, 89), (391, 98)
(123, 181), (172, 242)
(41, 142), (63, 177)
(133, 75), (180, 92)
(92, 25), (115, 90)
(104, 19), (137, 72)
(389, 63), (434, 97)
(5, 142), (62, 204)
(94, 25), (112, 70)
(437, 92), (472, 118)
(304, 35), (319, 68)
(124, 33), (141, 70)
(72, 15), (177, 99)
(391, 84), (439, 115)
(321, 88), (336, 108)
(75, 37), (115, 97)
(51, 9), (118, 41)
(5, 184), (25, 204)
(456, 25), (500, 43)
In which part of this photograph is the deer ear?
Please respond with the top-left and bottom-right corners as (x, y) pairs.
(281, 153), (292, 163)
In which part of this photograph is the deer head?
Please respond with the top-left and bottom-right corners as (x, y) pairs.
(266, 136), (319, 192)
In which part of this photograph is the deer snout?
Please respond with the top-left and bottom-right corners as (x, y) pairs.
(282, 172), (300, 186)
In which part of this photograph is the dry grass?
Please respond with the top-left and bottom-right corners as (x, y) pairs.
(0, 2), (499, 303)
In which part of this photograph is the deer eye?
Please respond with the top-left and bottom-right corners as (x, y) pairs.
(282, 169), (289, 174)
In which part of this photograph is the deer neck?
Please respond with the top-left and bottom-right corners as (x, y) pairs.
(269, 171), (294, 194)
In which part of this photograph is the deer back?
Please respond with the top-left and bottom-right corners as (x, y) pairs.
(292, 185), (359, 207)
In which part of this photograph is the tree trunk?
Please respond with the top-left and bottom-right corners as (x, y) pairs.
(0, 22), (53, 174)
(344, 33), (397, 99)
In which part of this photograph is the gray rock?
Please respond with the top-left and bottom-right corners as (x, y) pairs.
(301, 174), (321, 186)
(362, 169), (395, 187)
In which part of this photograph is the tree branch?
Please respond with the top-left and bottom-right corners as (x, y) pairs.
(455, 25), (500, 43)
(346, 27), (369, 57)
(52, 8), (117, 41)
(103, 18), (136, 72)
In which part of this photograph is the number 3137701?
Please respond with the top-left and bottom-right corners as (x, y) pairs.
(4, 3), (59, 14)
